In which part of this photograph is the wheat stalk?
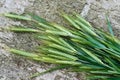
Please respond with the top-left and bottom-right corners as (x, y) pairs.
(4, 13), (120, 80)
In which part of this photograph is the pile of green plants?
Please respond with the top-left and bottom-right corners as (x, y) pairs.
(4, 13), (120, 80)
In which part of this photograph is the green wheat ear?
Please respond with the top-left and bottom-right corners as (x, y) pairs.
(4, 13), (120, 80)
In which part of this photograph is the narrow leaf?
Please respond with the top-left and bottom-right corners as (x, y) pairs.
(106, 15), (114, 36)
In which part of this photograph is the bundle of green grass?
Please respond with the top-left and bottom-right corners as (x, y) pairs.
(4, 13), (120, 80)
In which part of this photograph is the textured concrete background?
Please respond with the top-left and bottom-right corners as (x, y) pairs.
(0, 0), (120, 80)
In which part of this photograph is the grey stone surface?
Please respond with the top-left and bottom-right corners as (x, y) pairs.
(0, 0), (120, 80)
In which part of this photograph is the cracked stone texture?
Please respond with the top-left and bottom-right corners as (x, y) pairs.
(0, 0), (120, 80)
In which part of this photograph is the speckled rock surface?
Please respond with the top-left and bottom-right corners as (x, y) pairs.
(0, 0), (120, 80)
